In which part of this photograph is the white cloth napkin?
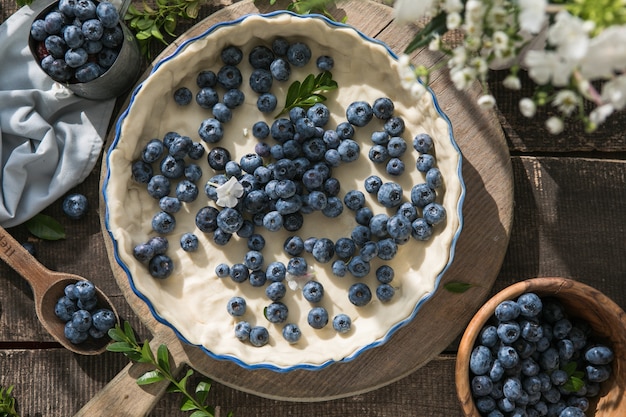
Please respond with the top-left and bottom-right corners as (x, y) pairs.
(0, 0), (115, 227)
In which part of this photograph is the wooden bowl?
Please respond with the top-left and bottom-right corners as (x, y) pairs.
(455, 277), (626, 416)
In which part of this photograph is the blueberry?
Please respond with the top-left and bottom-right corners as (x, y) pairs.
(386, 214), (411, 241)
(266, 282), (286, 301)
(410, 183), (436, 208)
(252, 121), (270, 139)
(316, 55), (334, 71)
(65, 322), (88, 344)
(101, 26), (123, 49)
(198, 118), (224, 143)
(371, 130), (390, 145)
(552, 318), (573, 340)
(249, 68), (273, 93)
(584, 345), (614, 365)
(196, 87), (219, 109)
(249, 45), (274, 69)
(322, 129), (341, 149)
(180, 233), (199, 252)
(302, 280), (324, 303)
(229, 263), (249, 283)
(384, 116), (405, 136)
(336, 121), (355, 140)
(423, 203), (447, 225)
(413, 133), (434, 153)
(364, 175), (382, 194)
(368, 145), (389, 164)
(133, 242), (155, 263)
(270, 58), (291, 81)
(212, 103), (232, 122)
(216, 208), (243, 234)
(152, 211), (176, 234)
(333, 237), (355, 259)
(495, 300), (521, 321)
(62, 193), (88, 219)
(539, 347), (560, 371)
(249, 326), (269, 347)
(503, 377), (523, 401)
(234, 321), (251, 341)
(348, 282), (372, 306)
(346, 101), (373, 127)
(237, 220), (255, 239)
(324, 177), (341, 197)
(193, 70), (216, 88)
(307, 103), (330, 127)
(44, 11), (65, 34)
(550, 369), (569, 386)
(98, 48), (118, 68)
(44, 35), (67, 59)
(257, 93), (277, 113)
(368, 214), (388, 239)
(271, 118), (296, 143)
(223, 89), (245, 108)
(195, 206), (219, 232)
(307, 190), (328, 211)
(59, 0), (77, 16)
(184, 164), (202, 182)
(77, 296), (97, 311)
(282, 323), (302, 344)
(416, 153), (436, 173)
(74, 61), (102, 82)
(147, 236), (169, 255)
(376, 283), (395, 302)
(30, 19), (48, 41)
(141, 138), (165, 163)
(46, 58), (73, 82)
(355, 207), (373, 226)
(331, 259), (347, 277)
(489, 359), (505, 382)
(307, 307), (328, 329)
(377, 182), (403, 208)
(221, 45), (243, 65)
(75, 0), (97, 19)
(226, 296), (246, 317)
(372, 97), (395, 119)
(472, 375), (494, 397)
(521, 320), (544, 342)
(175, 180), (199, 203)
(302, 138), (327, 161)
(96, 1), (119, 28)
(217, 65), (242, 89)
(559, 406), (585, 417)
(243, 250), (264, 271)
(263, 210), (283, 231)
(159, 155), (185, 179)
(207, 147), (231, 171)
(586, 364), (611, 382)
(426, 167), (443, 189)
(542, 299), (565, 323)
(287, 256), (307, 276)
(497, 320), (521, 344)
(282, 236), (303, 256)
(82, 18), (103, 41)
(169, 134), (192, 158)
(92, 308), (116, 331)
(470, 345), (493, 375)
(215, 263), (230, 278)
(63, 25), (85, 49)
(387, 137), (407, 158)
(272, 37), (289, 55)
(326, 315), (351, 336)
(498, 345), (519, 369)
(55, 296), (78, 321)
(286, 42), (311, 67)
(266, 261), (286, 282)
(517, 292), (543, 318)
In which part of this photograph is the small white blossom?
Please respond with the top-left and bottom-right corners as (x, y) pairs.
(487, 6), (509, 30)
(503, 74), (521, 90)
(519, 98), (537, 118)
(548, 11), (590, 61)
(285, 267), (316, 291)
(465, 0), (485, 25)
(579, 26), (626, 79)
(449, 46), (468, 68)
(546, 116), (564, 134)
(397, 54), (417, 89)
(450, 66), (477, 90)
(492, 31), (510, 51)
(524, 50), (573, 87)
(443, 0), (463, 13)
(428, 34), (441, 51)
(446, 12), (462, 30)
(552, 90), (579, 116)
(589, 104), (615, 125)
(477, 94), (496, 109)
(518, 0), (547, 34)
(410, 81), (427, 100)
(601, 75), (626, 110)
(393, 0), (436, 23)
(214, 176), (244, 208)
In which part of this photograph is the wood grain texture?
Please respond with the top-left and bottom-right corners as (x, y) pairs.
(93, 0), (513, 406)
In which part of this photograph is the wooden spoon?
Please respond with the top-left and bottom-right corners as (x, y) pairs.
(0, 225), (118, 355)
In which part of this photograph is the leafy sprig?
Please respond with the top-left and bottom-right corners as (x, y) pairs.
(562, 361), (586, 393)
(24, 213), (66, 241)
(124, 0), (206, 57)
(277, 71), (338, 117)
(0, 385), (19, 417)
(107, 322), (231, 417)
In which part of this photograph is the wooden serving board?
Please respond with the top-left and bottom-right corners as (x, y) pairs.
(81, 0), (513, 414)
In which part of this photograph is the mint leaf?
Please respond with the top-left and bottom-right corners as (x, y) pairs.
(277, 71), (338, 117)
(444, 282), (473, 293)
(25, 213), (66, 240)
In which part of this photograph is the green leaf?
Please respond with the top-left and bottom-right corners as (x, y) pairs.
(175, 369), (194, 393)
(195, 380), (211, 404)
(136, 16), (154, 31)
(137, 370), (165, 385)
(157, 344), (171, 374)
(277, 71), (338, 116)
(189, 411), (212, 417)
(563, 376), (585, 393)
(164, 14), (177, 36)
(107, 326), (126, 342)
(140, 340), (155, 363)
(444, 282), (474, 293)
(106, 341), (135, 352)
(123, 321), (138, 345)
(404, 11), (448, 54)
(180, 397), (199, 411)
(562, 361), (578, 376)
(24, 214), (65, 240)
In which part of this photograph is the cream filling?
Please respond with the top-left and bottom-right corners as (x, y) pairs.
(105, 13), (463, 370)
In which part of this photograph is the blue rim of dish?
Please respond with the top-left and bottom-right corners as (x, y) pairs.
(102, 10), (466, 372)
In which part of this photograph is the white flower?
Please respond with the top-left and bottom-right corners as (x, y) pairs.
(518, 0), (547, 34)
(589, 104), (615, 126)
(443, 0), (463, 13)
(446, 12), (462, 30)
(492, 31), (509, 51)
(579, 26), (626, 79)
(546, 116), (564, 134)
(285, 267), (316, 291)
(477, 94), (496, 109)
(393, 0), (436, 24)
(601, 75), (626, 110)
(449, 46), (467, 68)
(519, 98), (537, 118)
(428, 34), (441, 51)
(548, 11), (590, 61)
(552, 90), (579, 116)
(450, 66), (477, 90)
(410, 81), (427, 100)
(214, 176), (244, 208)
(524, 50), (572, 87)
(487, 6), (509, 30)
(397, 54), (417, 89)
(503, 75), (521, 90)
(464, 0), (485, 25)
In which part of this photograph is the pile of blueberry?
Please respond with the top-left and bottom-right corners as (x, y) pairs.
(30, 0), (123, 83)
(54, 280), (116, 344)
(129, 38), (446, 347)
(469, 292), (614, 417)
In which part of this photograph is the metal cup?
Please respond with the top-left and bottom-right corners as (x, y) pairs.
(29, 0), (142, 100)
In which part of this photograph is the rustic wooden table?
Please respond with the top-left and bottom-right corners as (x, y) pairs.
(1, 0), (626, 416)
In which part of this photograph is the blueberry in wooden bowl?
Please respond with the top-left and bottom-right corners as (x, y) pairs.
(456, 277), (626, 417)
